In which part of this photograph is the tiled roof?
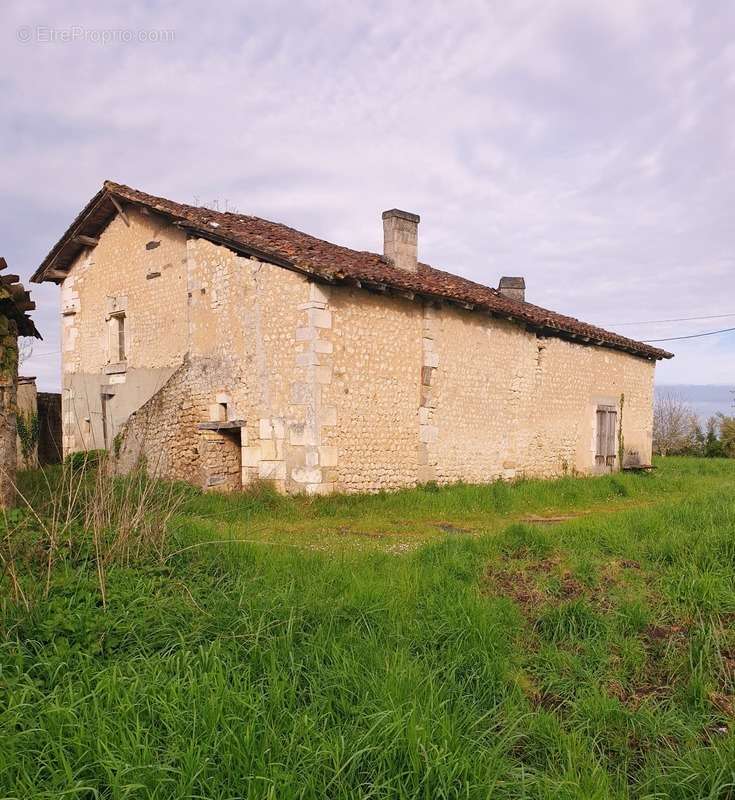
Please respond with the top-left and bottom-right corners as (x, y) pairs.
(0, 258), (40, 339)
(31, 181), (672, 360)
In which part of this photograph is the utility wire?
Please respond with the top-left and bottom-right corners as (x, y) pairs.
(643, 326), (735, 343)
(605, 312), (735, 327)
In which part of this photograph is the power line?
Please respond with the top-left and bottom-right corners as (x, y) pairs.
(604, 312), (735, 327)
(643, 326), (735, 343)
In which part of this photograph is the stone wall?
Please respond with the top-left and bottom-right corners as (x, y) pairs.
(16, 376), (37, 469)
(426, 307), (654, 483)
(116, 356), (241, 488)
(324, 287), (422, 492)
(0, 315), (18, 507)
(185, 238), (314, 492)
(61, 207), (189, 455)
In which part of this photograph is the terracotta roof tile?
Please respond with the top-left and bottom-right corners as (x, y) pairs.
(31, 181), (672, 360)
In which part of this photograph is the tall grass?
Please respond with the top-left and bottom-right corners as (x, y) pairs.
(1, 452), (185, 608)
(1, 458), (734, 798)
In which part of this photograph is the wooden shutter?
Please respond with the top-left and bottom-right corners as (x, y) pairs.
(596, 405), (617, 467)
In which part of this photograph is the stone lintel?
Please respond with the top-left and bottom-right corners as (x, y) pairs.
(197, 419), (245, 431)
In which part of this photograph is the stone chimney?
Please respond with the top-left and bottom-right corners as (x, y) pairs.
(498, 276), (525, 302)
(382, 209), (420, 272)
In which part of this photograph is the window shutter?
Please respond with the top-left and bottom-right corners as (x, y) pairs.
(596, 405), (617, 466)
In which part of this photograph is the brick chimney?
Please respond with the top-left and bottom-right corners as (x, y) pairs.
(498, 276), (525, 302)
(382, 209), (420, 272)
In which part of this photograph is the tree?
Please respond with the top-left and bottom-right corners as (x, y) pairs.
(720, 414), (735, 458)
(17, 336), (33, 368)
(652, 393), (698, 456)
(704, 416), (725, 458)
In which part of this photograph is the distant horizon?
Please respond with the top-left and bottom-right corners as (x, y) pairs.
(654, 383), (732, 421)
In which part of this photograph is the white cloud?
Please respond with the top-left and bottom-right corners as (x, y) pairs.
(2, 0), (734, 388)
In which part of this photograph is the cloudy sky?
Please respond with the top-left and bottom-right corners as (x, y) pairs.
(3, 0), (734, 391)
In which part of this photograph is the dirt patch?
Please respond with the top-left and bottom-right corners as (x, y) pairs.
(721, 647), (735, 678)
(482, 555), (563, 612)
(520, 514), (583, 525)
(486, 565), (548, 610)
(557, 574), (586, 600)
(602, 623), (694, 710)
(709, 691), (735, 717)
(434, 522), (472, 534)
(338, 526), (388, 539)
(607, 678), (673, 710)
(643, 622), (688, 643)
(482, 555), (647, 617)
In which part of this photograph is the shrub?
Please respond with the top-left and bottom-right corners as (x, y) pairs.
(16, 411), (39, 463)
(63, 449), (107, 471)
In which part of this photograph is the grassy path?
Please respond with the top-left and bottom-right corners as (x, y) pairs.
(176, 457), (735, 554)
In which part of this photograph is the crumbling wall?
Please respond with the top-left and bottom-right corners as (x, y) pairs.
(115, 356), (241, 490)
(16, 376), (38, 469)
(0, 315), (18, 507)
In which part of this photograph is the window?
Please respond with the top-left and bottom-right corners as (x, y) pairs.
(111, 313), (126, 362)
(595, 405), (618, 466)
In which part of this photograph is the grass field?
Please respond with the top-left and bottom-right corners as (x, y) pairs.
(2, 458), (735, 798)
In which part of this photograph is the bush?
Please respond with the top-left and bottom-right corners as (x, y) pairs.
(63, 449), (107, 471)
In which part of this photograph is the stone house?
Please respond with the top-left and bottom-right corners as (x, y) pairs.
(0, 258), (40, 507)
(32, 182), (672, 494)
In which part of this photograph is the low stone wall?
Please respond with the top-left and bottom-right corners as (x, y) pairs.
(13, 381), (62, 469)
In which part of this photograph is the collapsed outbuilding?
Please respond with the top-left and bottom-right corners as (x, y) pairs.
(0, 258), (40, 507)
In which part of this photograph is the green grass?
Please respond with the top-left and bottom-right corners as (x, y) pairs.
(2, 458), (735, 798)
